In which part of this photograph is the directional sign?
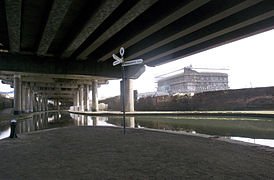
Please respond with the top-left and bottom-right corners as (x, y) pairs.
(113, 60), (121, 66)
(112, 54), (123, 62)
(122, 59), (143, 66)
(120, 47), (125, 57)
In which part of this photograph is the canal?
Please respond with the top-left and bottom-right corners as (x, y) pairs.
(0, 112), (274, 147)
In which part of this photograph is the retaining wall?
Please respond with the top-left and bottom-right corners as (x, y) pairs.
(0, 95), (13, 110)
(100, 87), (274, 111)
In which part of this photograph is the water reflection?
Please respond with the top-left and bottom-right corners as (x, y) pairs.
(230, 137), (274, 147)
(1, 113), (274, 147)
(0, 112), (73, 140)
(69, 114), (114, 126)
(65, 114), (274, 140)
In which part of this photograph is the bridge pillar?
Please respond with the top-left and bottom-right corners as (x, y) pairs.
(54, 100), (57, 110)
(26, 86), (30, 112)
(84, 84), (90, 111)
(57, 99), (60, 111)
(41, 97), (45, 111)
(92, 80), (98, 111)
(32, 93), (37, 112)
(121, 78), (134, 112)
(21, 84), (26, 113)
(79, 85), (84, 111)
(45, 98), (48, 111)
(24, 85), (29, 112)
(75, 90), (80, 111)
(129, 117), (135, 128)
(76, 90), (80, 111)
(35, 93), (38, 112)
(38, 95), (42, 111)
(13, 75), (22, 115)
(73, 92), (77, 110)
(28, 88), (33, 112)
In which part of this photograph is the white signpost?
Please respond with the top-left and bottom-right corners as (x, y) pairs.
(122, 59), (143, 66)
(112, 47), (143, 135)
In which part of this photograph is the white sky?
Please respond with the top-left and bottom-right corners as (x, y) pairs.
(1, 30), (273, 99)
(99, 29), (274, 99)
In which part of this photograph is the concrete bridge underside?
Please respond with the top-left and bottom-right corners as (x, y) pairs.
(0, 0), (273, 113)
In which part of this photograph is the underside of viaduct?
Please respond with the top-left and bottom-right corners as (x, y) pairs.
(0, 0), (273, 113)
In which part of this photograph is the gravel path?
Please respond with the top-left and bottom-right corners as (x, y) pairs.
(0, 126), (273, 179)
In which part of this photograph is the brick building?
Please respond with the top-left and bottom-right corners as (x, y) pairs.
(157, 67), (229, 94)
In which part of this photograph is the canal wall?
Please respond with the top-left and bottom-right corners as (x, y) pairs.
(100, 86), (274, 111)
(0, 95), (13, 110)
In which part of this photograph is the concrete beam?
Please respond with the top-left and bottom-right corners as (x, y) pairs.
(0, 53), (121, 78)
(148, 19), (274, 66)
(0, 53), (145, 79)
(77, 0), (158, 60)
(33, 89), (76, 93)
(38, 91), (75, 96)
(5, 0), (22, 53)
(62, 0), (123, 58)
(125, 0), (263, 61)
(144, 10), (274, 64)
(0, 75), (109, 89)
(98, 0), (210, 62)
(29, 82), (79, 89)
(40, 95), (73, 100)
(37, 0), (72, 55)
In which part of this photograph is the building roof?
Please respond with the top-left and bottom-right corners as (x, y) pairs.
(158, 68), (228, 83)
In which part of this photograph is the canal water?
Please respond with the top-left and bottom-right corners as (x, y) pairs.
(0, 112), (274, 147)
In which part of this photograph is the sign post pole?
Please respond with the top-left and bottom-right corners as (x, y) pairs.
(112, 47), (143, 135)
(122, 65), (126, 135)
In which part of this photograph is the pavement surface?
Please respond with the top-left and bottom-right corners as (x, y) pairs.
(0, 126), (273, 179)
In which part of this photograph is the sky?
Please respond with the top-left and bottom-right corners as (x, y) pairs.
(99, 29), (274, 99)
(1, 29), (273, 99)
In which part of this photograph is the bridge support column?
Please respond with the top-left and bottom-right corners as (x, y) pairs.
(73, 92), (77, 110)
(28, 88), (33, 112)
(45, 98), (48, 111)
(129, 117), (135, 128)
(76, 90), (80, 111)
(24, 85), (29, 112)
(38, 95), (42, 111)
(84, 84), (90, 111)
(54, 100), (57, 110)
(26, 86), (30, 112)
(79, 85), (84, 111)
(57, 99), (60, 111)
(41, 97), (45, 111)
(32, 93), (37, 112)
(121, 79), (134, 112)
(92, 80), (98, 112)
(14, 75), (22, 115)
(21, 84), (26, 113)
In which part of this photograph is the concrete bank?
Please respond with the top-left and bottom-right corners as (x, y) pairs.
(69, 110), (274, 118)
(0, 126), (273, 179)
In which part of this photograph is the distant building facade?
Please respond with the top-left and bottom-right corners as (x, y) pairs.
(157, 67), (229, 94)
